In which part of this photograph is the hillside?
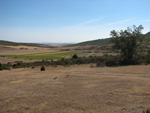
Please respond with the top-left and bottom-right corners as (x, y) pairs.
(74, 32), (150, 46)
(0, 40), (43, 47)
(0, 40), (72, 48)
(75, 38), (111, 46)
(145, 32), (150, 42)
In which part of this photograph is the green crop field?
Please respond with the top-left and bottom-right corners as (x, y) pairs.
(0, 51), (84, 60)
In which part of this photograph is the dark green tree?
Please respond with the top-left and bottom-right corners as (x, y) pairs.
(110, 25), (145, 65)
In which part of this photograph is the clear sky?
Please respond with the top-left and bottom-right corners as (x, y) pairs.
(0, 0), (150, 43)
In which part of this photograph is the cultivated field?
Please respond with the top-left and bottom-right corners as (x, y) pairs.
(0, 45), (58, 63)
(0, 64), (150, 113)
(0, 45), (115, 64)
(0, 45), (84, 63)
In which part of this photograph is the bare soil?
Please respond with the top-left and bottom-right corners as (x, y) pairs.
(0, 64), (150, 113)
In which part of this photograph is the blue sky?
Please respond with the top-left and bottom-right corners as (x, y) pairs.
(0, 0), (150, 43)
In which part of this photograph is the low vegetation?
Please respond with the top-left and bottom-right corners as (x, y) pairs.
(0, 63), (10, 70)
(1, 50), (150, 71)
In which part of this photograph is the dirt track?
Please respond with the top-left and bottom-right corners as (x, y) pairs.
(0, 64), (150, 113)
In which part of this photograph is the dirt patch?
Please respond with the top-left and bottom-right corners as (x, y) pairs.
(0, 65), (150, 113)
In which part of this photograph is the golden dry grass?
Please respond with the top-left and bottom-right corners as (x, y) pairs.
(0, 45), (59, 55)
(0, 64), (150, 113)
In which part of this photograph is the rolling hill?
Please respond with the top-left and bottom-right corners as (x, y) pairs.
(0, 40), (73, 47)
(0, 40), (43, 47)
(75, 38), (111, 46)
(145, 32), (150, 42)
(74, 32), (150, 46)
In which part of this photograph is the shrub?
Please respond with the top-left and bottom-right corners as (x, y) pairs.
(0, 66), (4, 70)
(3, 65), (10, 70)
(17, 62), (21, 66)
(105, 57), (118, 67)
(41, 66), (45, 71)
(72, 54), (78, 59)
(0, 63), (10, 70)
(32, 66), (35, 69)
(13, 64), (17, 68)
(96, 62), (105, 67)
(143, 108), (150, 113)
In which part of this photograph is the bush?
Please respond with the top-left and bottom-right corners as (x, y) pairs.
(0, 63), (10, 70)
(144, 54), (150, 64)
(143, 108), (150, 113)
(13, 64), (17, 68)
(0, 66), (4, 70)
(96, 62), (105, 67)
(41, 66), (45, 71)
(32, 66), (35, 69)
(105, 57), (118, 67)
(72, 54), (78, 59)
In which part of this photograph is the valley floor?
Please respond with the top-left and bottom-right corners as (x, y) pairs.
(0, 64), (150, 113)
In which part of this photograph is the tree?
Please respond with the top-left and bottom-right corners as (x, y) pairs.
(110, 25), (145, 65)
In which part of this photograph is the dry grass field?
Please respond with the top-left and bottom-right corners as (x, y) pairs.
(0, 64), (150, 113)
(0, 45), (59, 55)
